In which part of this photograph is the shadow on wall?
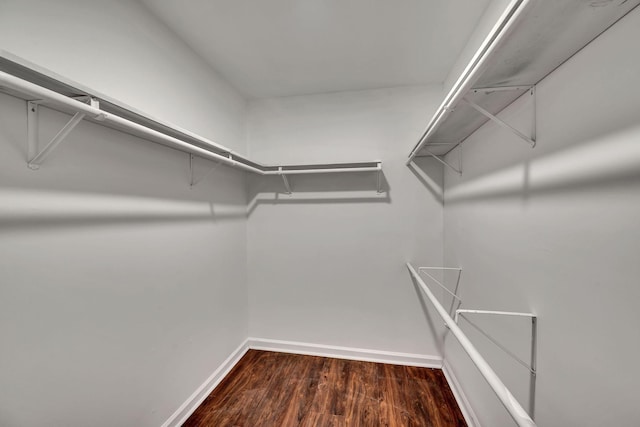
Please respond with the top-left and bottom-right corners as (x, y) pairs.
(0, 94), (252, 231)
(445, 123), (640, 205)
(245, 169), (391, 216)
(0, 188), (248, 232)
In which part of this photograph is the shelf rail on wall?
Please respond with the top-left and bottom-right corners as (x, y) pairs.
(0, 52), (383, 193)
(406, 0), (640, 174)
(407, 0), (534, 173)
(406, 262), (537, 427)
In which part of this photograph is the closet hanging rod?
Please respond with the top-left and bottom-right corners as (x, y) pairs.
(406, 262), (536, 427)
(407, 0), (532, 164)
(0, 68), (381, 177)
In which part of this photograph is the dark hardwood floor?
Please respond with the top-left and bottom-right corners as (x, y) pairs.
(183, 350), (467, 427)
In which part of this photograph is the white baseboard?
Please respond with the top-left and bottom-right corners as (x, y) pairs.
(442, 360), (480, 427)
(247, 337), (443, 368)
(161, 339), (250, 427)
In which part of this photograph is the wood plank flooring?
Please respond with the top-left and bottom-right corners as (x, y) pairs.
(183, 350), (467, 427)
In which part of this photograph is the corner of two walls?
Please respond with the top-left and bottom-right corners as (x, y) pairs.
(442, 6), (640, 426)
(0, 1), (250, 426)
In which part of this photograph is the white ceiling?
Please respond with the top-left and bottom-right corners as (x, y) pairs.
(140, 0), (491, 99)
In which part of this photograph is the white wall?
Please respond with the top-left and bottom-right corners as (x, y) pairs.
(6, 1), (637, 426)
(245, 86), (447, 357)
(0, 1), (248, 426)
(442, 7), (640, 426)
(0, 0), (246, 153)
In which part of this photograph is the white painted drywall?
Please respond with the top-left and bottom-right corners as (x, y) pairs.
(245, 86), (448, 357)
(442, 6), (640, 426)
(0, 0), (246, 153)
(0, 1), (249, 426)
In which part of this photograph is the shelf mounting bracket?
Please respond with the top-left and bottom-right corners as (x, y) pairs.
(376, 164), (383, 194)
(454, 308), (537, 371)
(189, 153), (224, 188)
(422, 147), (462, 175)
(454, 308), (538, 418)
(278, 167), (292, 194)
(418, 266), (463, 317)
(27, 99), (91, 169)
(462, 86), (536, 148)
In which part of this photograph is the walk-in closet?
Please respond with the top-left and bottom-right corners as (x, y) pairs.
(1, 1), (639, 426)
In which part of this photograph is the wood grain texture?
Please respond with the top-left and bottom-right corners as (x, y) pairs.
(183, 350), (466, 427)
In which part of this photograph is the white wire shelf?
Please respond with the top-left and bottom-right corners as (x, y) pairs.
(407, 0), (640, 171)
(0, 51), (383, 192)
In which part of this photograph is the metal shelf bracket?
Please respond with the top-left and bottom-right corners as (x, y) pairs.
(462, 85), (537, 148)
(422, 147), (462, 175)
(454, 308), (538, 418)
(278, 167), (292, 194)
(418, 266), (464, 318)
(27, 99), (93, 169)
(454, 309), (537, 375)
(189, 153), (224, 188)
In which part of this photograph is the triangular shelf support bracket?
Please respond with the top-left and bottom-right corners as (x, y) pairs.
(422, 146), (462, 176)
(454, 308), (538, 418)
(453, 309), (538, 376)
(27, 99), (95, 169)
(462, 85), (537, 148)
(278, 167), (292, 194)
(189, 153), (224, 188)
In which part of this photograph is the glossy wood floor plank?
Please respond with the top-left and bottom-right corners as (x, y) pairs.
(183, 350), (467, 427)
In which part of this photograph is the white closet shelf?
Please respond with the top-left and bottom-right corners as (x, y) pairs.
(407, 0), (640, 168)
(0, 51), (382, 184)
